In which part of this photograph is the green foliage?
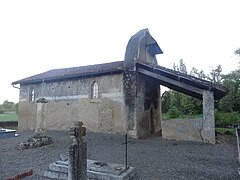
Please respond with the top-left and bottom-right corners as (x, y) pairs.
(218, 70), (240, 112)
(162, 59), (204, 116)
(0, 100), (16, 112)
(166, 106), (181, 119)
(235, 48), (240, 68)
(215, 111), (240, 127)
(161, 50), (240, 129)
(180, 94), (202, 115)
(190, 67), (207, 79)
(207, 65), (223, 83)
(0, 109), (4, 114)
(161, 89), (202, 116)
(173, 59), (187, 74)
(235, 48), (240, 56)
(163, 111), (202, 120)
(161, 91), (171, 113)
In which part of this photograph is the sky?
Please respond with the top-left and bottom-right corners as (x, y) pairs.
(0, 0), (240, 104)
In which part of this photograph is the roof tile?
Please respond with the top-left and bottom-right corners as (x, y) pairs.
(12, 61), (124, 85)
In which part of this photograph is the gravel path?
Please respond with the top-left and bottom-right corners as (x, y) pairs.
(0, 130), (239, 180)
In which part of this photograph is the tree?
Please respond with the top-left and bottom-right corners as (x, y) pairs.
(235, 48), (240, 57)
(217, 48), (240, 112)
(173, 59), (187, 74)
(180, 94), (202, 115)
(1, 100), (15, 112)
(234, 48), (240, 68)
(208, 65), (223, 83)
(190, 67), (207, 79)
(161, 91), (171, 113)
(218, 70), (240, 112)
(162, 59), (202, 117)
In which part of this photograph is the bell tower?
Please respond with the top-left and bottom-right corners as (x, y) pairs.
(123, 29), (163, 137)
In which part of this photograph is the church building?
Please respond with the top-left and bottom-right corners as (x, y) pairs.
(12, 29), (228, 143)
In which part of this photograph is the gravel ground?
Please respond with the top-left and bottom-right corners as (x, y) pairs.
(0, 130), (239, 180)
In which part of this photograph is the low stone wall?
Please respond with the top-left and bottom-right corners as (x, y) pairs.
(161, 118), (204, 142)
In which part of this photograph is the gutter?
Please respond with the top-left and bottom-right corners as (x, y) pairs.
(12, 84), (20, 89)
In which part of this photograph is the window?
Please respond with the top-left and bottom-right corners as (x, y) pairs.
(91, 81), (99, 99)
(29, 88), (35, 102)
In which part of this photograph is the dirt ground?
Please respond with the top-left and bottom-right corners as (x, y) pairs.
(0, 130), (239, 180)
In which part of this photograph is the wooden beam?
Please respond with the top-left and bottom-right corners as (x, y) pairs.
(138, 67), (203, 96)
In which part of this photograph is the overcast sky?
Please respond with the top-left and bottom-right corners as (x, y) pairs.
(0, 0), (240, 104)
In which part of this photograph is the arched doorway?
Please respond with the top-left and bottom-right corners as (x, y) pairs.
(149, 105), (155, 135)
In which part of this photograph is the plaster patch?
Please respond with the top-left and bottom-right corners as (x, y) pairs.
(102, 92), (124, 103)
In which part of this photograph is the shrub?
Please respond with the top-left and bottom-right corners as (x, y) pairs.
(215, 111), (240, 127)
(0, 109), (4, 114)
(166, 106), (181, 119)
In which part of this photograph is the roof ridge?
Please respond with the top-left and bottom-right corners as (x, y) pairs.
(12, 61), (124, 85)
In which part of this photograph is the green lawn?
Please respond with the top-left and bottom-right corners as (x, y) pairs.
(0, 112), (18, 121)
(216, 128), (235, 135)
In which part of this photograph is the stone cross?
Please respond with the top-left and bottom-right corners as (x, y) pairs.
(68, 121), (87, 180)
(77, 121), (86, 142)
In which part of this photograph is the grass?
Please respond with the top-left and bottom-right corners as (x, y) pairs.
(216, 128), (235, 135)
(162, 113), (202, 121)
(0, 112), (18, 121)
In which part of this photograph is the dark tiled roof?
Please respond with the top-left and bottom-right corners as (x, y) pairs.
(12, 61), (124, 85)
(12, 60), (228, 100)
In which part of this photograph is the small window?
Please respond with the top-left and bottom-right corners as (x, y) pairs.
(29, 88), (35, 102)
(91, 81), (99, 99)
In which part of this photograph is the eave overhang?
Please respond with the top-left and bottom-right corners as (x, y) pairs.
(136, 61), (228, 100)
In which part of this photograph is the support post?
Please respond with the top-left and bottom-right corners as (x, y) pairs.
(125, 133), (128, 170)
(236, 126), (240, 164)
(202, 90), (215, 144)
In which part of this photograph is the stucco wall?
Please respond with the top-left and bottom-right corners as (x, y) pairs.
(161, 118), (204, 142)
(18, 74), (126, 134)
(18, 102), (37, 130)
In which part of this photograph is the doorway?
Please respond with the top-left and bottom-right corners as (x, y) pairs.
(149, 106), (155, 134)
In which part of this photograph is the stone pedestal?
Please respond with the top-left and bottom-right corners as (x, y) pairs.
(35, 98), (48, 135)
(68, 141), (87, 180)
(42, 158), (136, 180)
(41, 122), (136, 179)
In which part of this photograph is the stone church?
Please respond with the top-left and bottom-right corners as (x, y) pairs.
(12, 29), (228, 143)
